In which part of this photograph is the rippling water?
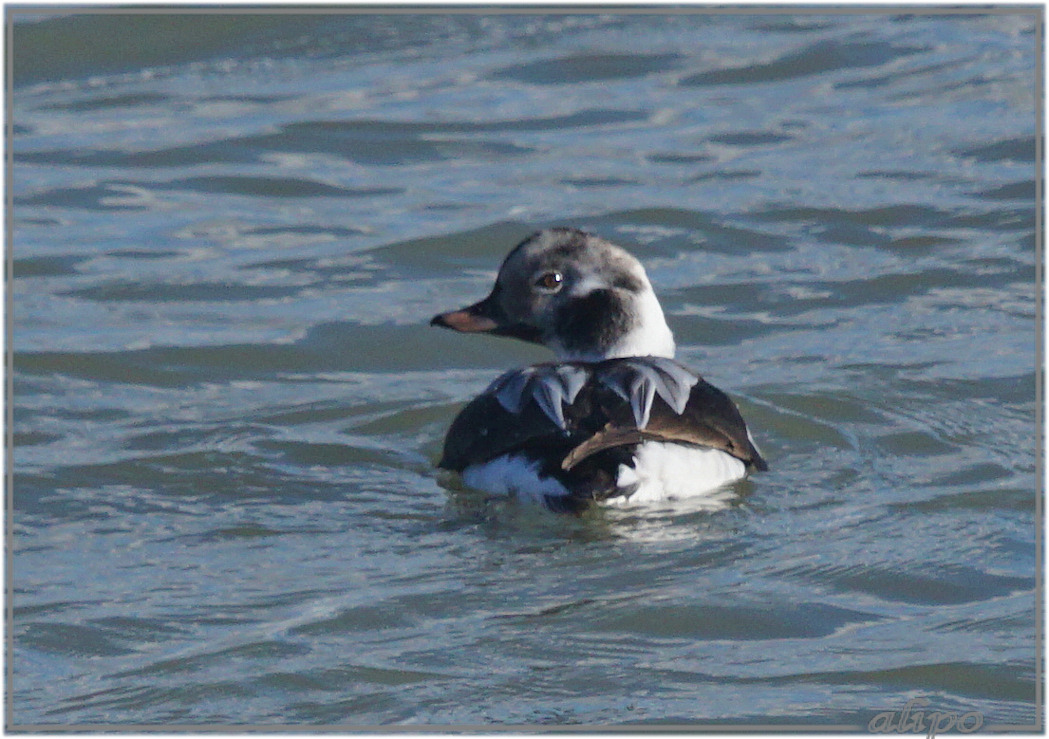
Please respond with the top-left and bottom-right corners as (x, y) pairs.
(10, 9), (1039, 729)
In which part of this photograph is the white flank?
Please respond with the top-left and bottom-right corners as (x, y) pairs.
(611, 441), (746, 505)
(461, 443), (747, 510)
(462, 455), (569, 505)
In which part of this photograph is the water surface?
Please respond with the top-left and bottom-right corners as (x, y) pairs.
(9, 9), (1040, 729)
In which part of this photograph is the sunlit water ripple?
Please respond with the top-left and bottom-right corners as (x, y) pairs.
(11, 9), (1038, 728)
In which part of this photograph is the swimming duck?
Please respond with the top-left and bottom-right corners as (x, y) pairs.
(431, 227), (766, 513)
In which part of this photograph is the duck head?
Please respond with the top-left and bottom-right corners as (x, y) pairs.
(431, 228), (675, 361)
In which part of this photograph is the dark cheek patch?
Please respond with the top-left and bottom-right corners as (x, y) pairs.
(554, 289), (631, 355)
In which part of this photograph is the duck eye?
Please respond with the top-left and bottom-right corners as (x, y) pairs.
(536, 271), (564, 291)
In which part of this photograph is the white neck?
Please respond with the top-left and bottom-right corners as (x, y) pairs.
(607, 287), (676, 359)
(606, 322), (676, 360)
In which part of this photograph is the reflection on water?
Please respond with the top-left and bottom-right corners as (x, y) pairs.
(11, 9), (1039, 730)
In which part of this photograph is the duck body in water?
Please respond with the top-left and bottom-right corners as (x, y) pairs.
(431, 228), (766, 513)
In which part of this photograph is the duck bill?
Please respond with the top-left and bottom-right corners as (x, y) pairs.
(431, 293), (502, 334)
(431, 293), (543, 344)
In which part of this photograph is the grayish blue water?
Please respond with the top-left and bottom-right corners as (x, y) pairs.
(10, 9), (1040, 729)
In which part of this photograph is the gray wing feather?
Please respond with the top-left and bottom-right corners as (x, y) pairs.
(483, 364), (589, 430)
(595, 357), (698, 429)
(629, 365), (659, 428)
(487, 367), (535, 415)
(644, 357), (699, 415)
(479, 358), (698, 431)
(531, 365), (588, 429)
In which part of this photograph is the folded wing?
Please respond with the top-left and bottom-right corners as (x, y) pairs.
(438, 358), (766, 476)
